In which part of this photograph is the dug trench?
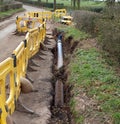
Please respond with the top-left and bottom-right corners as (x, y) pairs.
(48, 31), (79, 124)
(11, 27), (78, 124)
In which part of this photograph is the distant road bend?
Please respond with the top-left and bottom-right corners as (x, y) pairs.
(0, 5), (44, 62)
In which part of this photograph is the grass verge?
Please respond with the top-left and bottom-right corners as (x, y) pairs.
(58, 26), (90, 41)
(68, 47), (120, 123)
(0, 8), (24, 19)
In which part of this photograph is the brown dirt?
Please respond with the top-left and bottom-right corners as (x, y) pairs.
(11, 26), (57, 124)
(0, 16), (57, 123)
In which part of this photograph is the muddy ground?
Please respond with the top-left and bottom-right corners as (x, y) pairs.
(12, 26), (56, 124)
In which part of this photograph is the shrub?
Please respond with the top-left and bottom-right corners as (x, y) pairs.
(97, 5), (120, 61)
(72, 10), (100, 36)
(0, 1), (22, 12)
(81, 6), (104, 13)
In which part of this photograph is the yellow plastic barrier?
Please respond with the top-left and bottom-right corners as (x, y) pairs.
(25, 11), (52, 20)
(0, 20), (46, 124)
(54, 9), (67, 18)
(16, 16), (43, 33)
(26, 27), (40, 58)
(0, 58), (15, 124)
(25, 23), (45, 58)
(12, 42), (27, 99)
(42, 11), (52, 20)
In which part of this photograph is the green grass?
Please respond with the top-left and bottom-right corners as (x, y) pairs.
(81, 1), (105, 7)
(69, 48), (120, 123)
(32, 0), (105, 8)
(0, 8), (24, 18)
(58, 26), (90, 41)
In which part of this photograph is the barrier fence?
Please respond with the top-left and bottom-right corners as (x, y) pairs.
(0, 58), (15, 124)
(25, 11), (52, 20)
(25, 9), (66, 19)
(16, 9), (67, 33)
(16, 16), (43, 33)
(0, 21), (46, 124)
(0, 8), (66, 124)
(54, 9), (66, 18)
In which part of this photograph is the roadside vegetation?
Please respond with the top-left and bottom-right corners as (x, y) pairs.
(73, 4), (120, 62)
(57, 20), (120, 123)
(58, 26), (90, 41)
(54, 1), (120, 123)
(0, 8), (24, 19)
(33, 0), (105, 7)
(21, 0), (105, 12)
(0, 1), (23, 20)
(68, 47), (120, 123)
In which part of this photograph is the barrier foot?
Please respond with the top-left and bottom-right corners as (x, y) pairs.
(29, 59), (40, 67)
(31, 53), (45, 60)
(38, 55), (46, 60)
(39, 50), (48, 55)
(40, 43), (48, 51)
(6, 115), (16, 124)
(26, 74), (34, 83)
(27, 65), (37, 72)
(17, 98), (34, 114)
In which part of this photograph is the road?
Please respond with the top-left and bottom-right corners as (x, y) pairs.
(0, 4), (44, 62)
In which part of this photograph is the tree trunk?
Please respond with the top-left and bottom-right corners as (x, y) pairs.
(106, 0), (115, 6)
(38, 0), (41, 3)
(46, 0), (48, 3)
(0, 0), (3, 3)
(73, 0), (76, 9)
(77, 0), (80, 9)
(71, 0), (73, 7)
(54, 0), (56, 11)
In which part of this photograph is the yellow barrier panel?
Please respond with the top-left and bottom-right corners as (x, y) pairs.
(41, 22), (46, 41)
(42, 11), (52, 20)
(12, 41), (27, 99)
(0, 58), (15, 124)
(0, 15), (46, 124)
(25, 25), (44, 58)
(54, 9), (67, 18)
(16, 16), (43, 33)
(25, 11), (52, 20)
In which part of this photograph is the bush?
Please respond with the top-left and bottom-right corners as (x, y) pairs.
(0, 1), (22, 12)
(81, 6), (104, 13)
(97, 5), (120, 61)
(73, 10), (100, 36)
(20, 0), (64, 9)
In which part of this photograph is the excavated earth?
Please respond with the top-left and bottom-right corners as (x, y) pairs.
(11, 24), (56, 124)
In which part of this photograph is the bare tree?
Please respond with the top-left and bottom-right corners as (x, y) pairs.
(106, 0), (115, 6)
(0, 0), (3, 3)
(71, 0), (73, 6)
(77, 0), (80, 9)
(38, 0), (41, 3)
(73, 0), (76, 9)
(54, 0), (56, 10)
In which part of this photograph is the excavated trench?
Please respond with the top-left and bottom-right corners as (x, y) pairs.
(48, 30), (79, 124)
